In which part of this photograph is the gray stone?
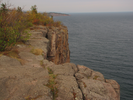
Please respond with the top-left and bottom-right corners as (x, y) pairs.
(30, 31), (44, 38)
(51, 63), (76, 76)
(90, 71), (105, 81)
(55, 75), (83, 100)
(75, 65), (93, 80)
(0, 56), (52, 100)
(19, 52), (37, 60)
(78, 79), (119, 100)
(34, 29), (47, 37)
(0, 55), (21, 67)
(106, 79), (120, 99)
(36, 55), (44, 61)
(25, 37), (49, 59)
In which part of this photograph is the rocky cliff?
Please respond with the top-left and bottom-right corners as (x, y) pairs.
(0, 25), (120, 100)
(47, 26), (70, 64)
(28, 25), (70, 64)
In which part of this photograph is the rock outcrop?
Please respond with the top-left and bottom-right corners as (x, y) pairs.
(75, 65), (120, 100)
(27, 25), (70, 64)
(0, 56), (120, 100)
(0, 56), (52, 100)
(0, 25), (120, 100)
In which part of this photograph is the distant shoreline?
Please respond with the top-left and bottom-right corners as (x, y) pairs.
(18, 11), (70, 16)
(48, 12), (70, 16)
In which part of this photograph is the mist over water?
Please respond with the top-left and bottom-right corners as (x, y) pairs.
(54, 12), (133, 100)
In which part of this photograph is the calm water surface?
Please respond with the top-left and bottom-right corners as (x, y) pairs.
(54, 12), (133, 100)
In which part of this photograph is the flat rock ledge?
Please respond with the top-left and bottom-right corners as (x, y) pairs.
(0, 25), (120, 100)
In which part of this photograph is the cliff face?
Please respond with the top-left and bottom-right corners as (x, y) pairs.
(47, 26), (70, 64)
(0, 25), (120, 100)
(28, 25), (70, 64)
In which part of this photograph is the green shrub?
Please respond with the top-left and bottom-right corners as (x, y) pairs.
(0, 2), (62, 51)
(47, 67), (53, 74)
(0, 3), (31, 51)
(53, 21), (61, 27)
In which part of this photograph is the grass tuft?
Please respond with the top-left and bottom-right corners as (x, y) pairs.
(30, 48), (43, 55)
(40, 60), (45, 69)
(47, 67), (53, 74)
(46, 73), (58, 100)
(2, 49), (19, 58)
(93, 76), (99, 80)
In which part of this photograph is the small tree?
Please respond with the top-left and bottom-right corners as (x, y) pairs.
(31, 5), (37, 14)
(0, 3), (8, 13)
(17, 6), (22, 13)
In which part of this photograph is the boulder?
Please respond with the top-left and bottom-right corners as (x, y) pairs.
(55, 75), (83, 100)
(75, 65), (93, 80)
(75, 65), (120, 100)
(51, 63), (77, 76)
(106, 79), (120, 99)
(78, 79), (119, 100)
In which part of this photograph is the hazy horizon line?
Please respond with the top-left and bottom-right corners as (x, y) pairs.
(22, 10), (133, 14)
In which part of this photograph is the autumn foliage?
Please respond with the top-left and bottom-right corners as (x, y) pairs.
(0, 2), (61, 51)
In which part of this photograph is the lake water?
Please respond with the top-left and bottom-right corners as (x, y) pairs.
(54, 12), (133, 100)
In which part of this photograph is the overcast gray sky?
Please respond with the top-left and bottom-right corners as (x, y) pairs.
(3, 0), (133, 13)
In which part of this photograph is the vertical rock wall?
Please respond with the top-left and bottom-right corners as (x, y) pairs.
(47, 26), (70, 64)
(27, 25), (70, 65)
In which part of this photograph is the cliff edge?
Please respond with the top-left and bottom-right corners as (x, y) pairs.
(0, 25), (120, 100)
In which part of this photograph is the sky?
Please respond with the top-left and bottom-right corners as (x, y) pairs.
(2, 0), (133, 13)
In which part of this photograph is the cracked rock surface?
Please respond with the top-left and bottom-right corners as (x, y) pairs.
(0, 25), (120, 100)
